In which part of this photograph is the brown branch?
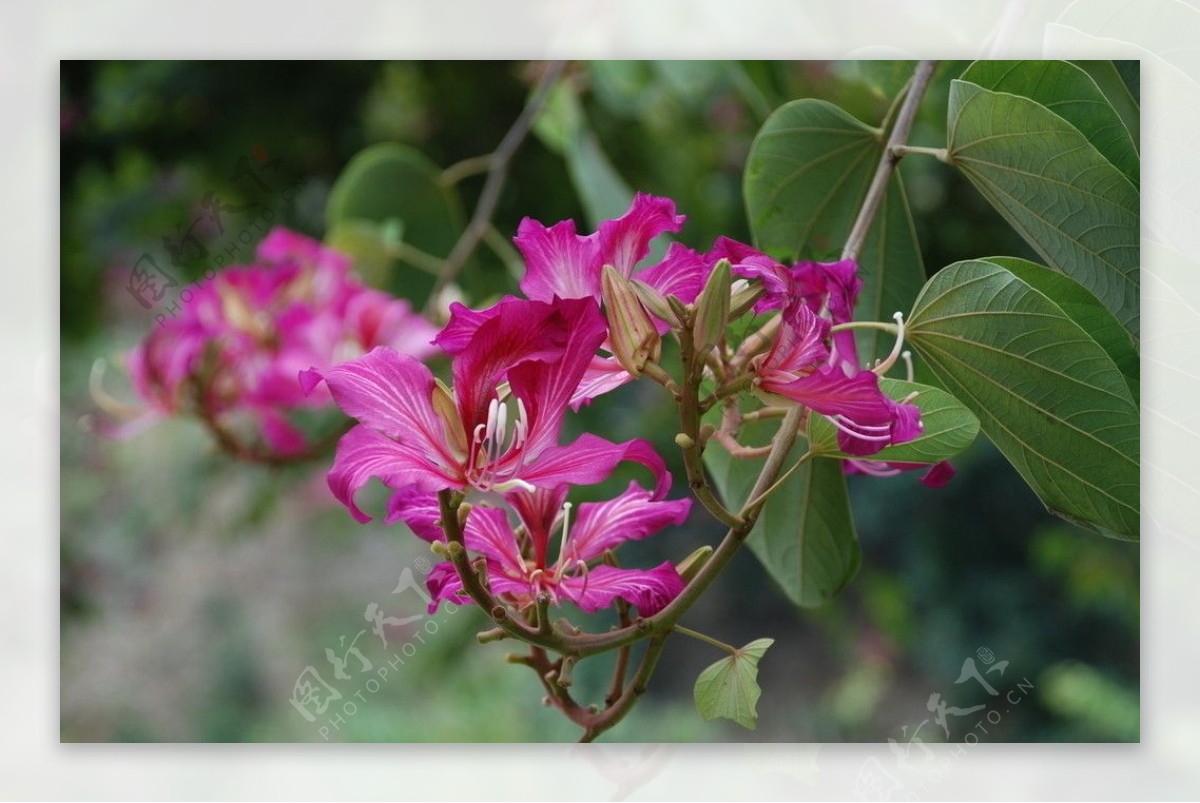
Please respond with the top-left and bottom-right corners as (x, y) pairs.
(425, 60), (568, 313)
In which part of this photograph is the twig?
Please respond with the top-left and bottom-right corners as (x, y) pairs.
(425, 60), (568, 312)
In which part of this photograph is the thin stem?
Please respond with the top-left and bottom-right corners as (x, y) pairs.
(744, 449), (812, 514)
(439, 154), (494, 187)
(890, 144), (949, 162)
(842, 60), (938, 262)
(731, 60), (938, 374)
(673, 624), (737, 655)
(425, 60), (567, 312)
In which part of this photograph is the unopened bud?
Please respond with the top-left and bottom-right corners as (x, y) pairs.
(631, 279), (681, 328)
(693, 259), (731, 357)
(601, 265), (661, 376)
(675, 545), (714, 583)
(730, 279), (766, 319)
(674, 432), (696, 449)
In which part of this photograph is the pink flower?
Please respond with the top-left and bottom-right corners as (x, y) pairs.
(123, 227), (438, 457)
(392, 482), (690, 616)
(721, 241), (922, 458)
(512, 193), (710, 406)
(304, 295), (671, 521)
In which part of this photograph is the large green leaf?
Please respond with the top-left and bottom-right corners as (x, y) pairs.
(1069, 60), (1140, 150)
(325, 143), (465, 305)
(693, 638), (774, 731)
(744, 99), (926, 363)
(983, 256), (1139, 405)
(705, 423), (861, 607)
(946, 80), (1140, 339)
(808, 378), (980, 464)
(906, 259), (1140, 540)
(959, 60), (1139, 186)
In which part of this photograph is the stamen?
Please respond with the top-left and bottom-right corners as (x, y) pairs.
(828, 414), (893, 442)
(901, 350), (914, 383)
(872, 312), (907, 376)
(552, 502), (573, 580)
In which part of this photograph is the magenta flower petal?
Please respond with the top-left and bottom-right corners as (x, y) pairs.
(636, 242), (710, 307)
(425, 562), (471, 613)
(432, 301), (501, 355)
(385, 487), (445, 542)
(328, 425), (460, 522)
(598, 193), (686, 276)
(558, 562), (685, 616)
(514, 217), (601, 302)
(462, 506), (528, 580)
(564, 482), (692, 564)
(309, 347), (456, 465)
(568, 354), (636, 410)
(518, 433), (671, 499)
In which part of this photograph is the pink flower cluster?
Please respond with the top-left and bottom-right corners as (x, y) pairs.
(309, 193), (943, 618)
(126, 227), (438, 456)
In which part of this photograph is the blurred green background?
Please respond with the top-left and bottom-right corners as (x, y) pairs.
(60, 60), (1138, 743)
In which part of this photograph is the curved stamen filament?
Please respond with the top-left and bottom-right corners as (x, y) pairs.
(872, 312), (907, 376)
(828, 414), (893, 442)
(551, 501), (573, 581)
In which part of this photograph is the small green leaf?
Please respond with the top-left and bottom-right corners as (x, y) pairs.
(693, 638), (775, 730)
(906, 258), (1140, 540)
(946, 79), (1140, 339)
(808, 378), (980, 464)
(744, 99), (926, 362)
(705, 420), (861, 607)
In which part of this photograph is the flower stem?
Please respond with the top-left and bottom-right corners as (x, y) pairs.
(672, 624), (737, 655)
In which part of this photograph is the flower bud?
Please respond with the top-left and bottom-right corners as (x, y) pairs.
(601, 265), (661, 376)
(631, 278), (681, 328)
(693, 258), (731, 358)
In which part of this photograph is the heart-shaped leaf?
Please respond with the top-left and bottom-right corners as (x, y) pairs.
(693, 638), (775, 730)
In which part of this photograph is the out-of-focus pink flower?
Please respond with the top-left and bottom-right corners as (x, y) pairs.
(122, 227), (438, 458)
(393, 482), (690, 616)
(304, 295), (671, 521)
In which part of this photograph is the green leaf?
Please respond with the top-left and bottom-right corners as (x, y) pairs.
(533, 81), (633, 228)
(325, 218), (404, 291)
(1069, 60), (1140, 149)
(693, 638), (775, 730)
(959, 60), (1139, 186)
(983, 256), (1139, 405)
(325, 143), (465, 305)
(744, 99), (926, 362)
(704, 423), (861, 607)
(906, 258), (1140, 540)
(946, 79), (1140, 339)
(808, 378), (980, 464)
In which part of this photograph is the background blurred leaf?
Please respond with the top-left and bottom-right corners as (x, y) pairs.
(533, 81), (633, 227)
(744, 99), (926, 362)
(325, 143), (465, 305)
(706, 423), (861, 608)
(946, 79), (1140, 338)
(693, 637), (774, 730)
(907, 258), (1140, 540)
(808, 378), (980, 464)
